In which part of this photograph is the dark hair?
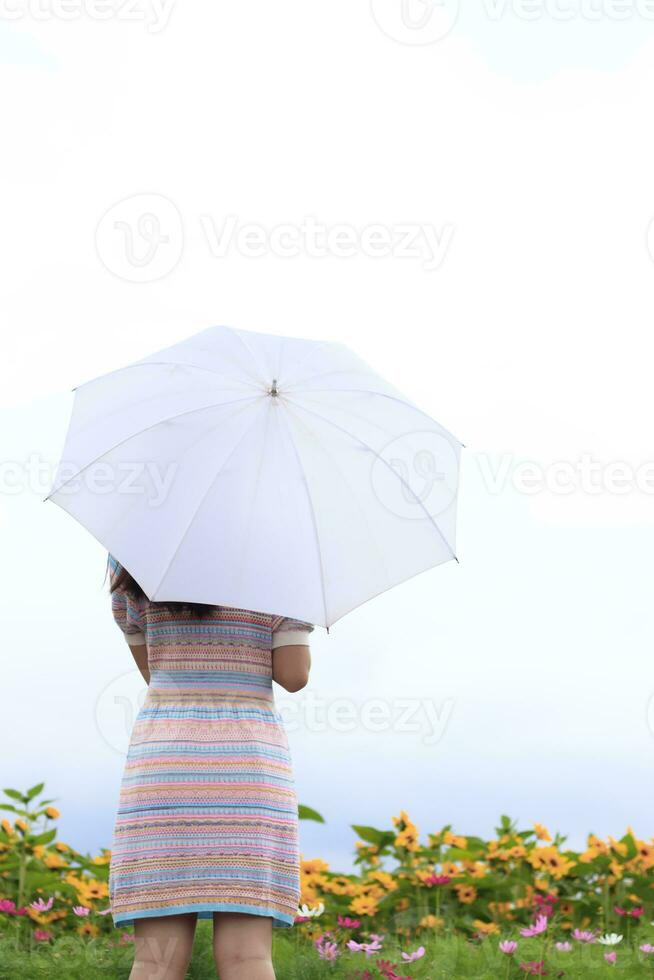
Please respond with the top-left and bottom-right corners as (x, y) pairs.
(107, 556), (214, 618)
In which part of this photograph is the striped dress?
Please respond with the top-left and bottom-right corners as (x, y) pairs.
(106, 555), (313, 928)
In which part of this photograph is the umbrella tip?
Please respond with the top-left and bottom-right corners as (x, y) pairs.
(454, 554), (459, 564)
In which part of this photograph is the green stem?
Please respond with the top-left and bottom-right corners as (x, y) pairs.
(16, 836), (26, 911)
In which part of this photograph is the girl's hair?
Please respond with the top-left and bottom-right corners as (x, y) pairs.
(107, 556), (214, 618)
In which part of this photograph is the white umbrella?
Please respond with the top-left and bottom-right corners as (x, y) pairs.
(47, 325), (462, 628)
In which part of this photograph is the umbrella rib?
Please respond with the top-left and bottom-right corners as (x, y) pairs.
(99, 398), (262, 546)
(290, 388), (464, 447)
(45, 394), (258, 499)
(284, 403), (392, 593)
(231, 400), (273, 597)
(284, 367), (368, 390)
(149, 401), (267, 599)
(73, 360), (263, 393)
(277, 408), (330, 628)
(280, 340), (333, 389)
(285, 397), (457, 562)
(225, 326), (269, 387)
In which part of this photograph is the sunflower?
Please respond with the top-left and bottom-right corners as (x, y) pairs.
(528, 847), (575, 880)
(395, 826), (420, 852)
(349, 895), (379, 916)
(474, 919), (499, 935)
(455, 884), (477, 904)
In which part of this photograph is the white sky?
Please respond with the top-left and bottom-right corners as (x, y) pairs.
(2, 2), (654, 869)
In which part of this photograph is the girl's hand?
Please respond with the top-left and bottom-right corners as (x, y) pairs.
(272, 644), (311, 693)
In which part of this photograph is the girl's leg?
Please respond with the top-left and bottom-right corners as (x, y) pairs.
(129, 912), (198, 980)
(212, 912), (275, 980)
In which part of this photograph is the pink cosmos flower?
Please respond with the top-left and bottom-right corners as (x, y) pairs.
(640, 944), (654, 954)
(572, 929), (596, 943)
(33, 929), (52, 942)
(120, 933), (135, 943)
(615, 905), (644, 918)
(376, 963), (412, 980)
(555, 942), (572, 952)
(520, 915), (548, 938)
(423, 873), (451, 886)
(347, 939), (383, 957)
(30, 897), (54, 912)
(0, 899), (16, 914)
(499, 940), (518, 955)
(534, 893), (558, 908)
(317, 940), (339, 961)
(401, 946), (425, 962)
(72, 906), (90, 917)
(338, 915), (361, 928)
(533, 893), (558, 919)
(519, 962), (547, 976)
(604, 952), (617, 964)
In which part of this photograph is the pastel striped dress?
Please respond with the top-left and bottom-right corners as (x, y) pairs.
(106, 555), (313, 928)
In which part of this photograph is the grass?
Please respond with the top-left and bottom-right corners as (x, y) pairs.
(1, 924), (653, 978)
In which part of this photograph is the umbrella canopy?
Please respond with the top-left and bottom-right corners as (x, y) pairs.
(47, 325), (462, 628)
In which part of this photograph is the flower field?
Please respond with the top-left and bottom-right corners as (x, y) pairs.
(2, 785), (654, 977)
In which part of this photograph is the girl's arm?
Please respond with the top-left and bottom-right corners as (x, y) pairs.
(129, 642), (150, 685)
(272, 644), (311, 693)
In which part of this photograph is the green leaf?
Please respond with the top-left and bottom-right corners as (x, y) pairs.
(298, 805), (325, 823)
(30, 829), (57, 846)
(2, 789), (25, 802)
(350, 825), (395, 850)
(26, 783), (45, 801)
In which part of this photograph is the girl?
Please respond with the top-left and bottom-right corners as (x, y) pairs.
(106, 553), (313, 980)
